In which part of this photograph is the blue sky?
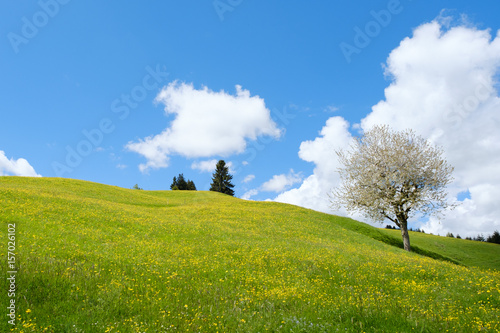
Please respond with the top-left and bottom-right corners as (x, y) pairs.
(2, 1), (500, 236)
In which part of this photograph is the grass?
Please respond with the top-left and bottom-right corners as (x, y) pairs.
(0, 177), (499, 332)
(382, 229), (500, 270)
(333, 218), (500, 270)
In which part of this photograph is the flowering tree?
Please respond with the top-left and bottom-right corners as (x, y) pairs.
(330, 125), (455, 251)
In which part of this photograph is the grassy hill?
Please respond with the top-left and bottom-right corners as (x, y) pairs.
(1, 177), (499, 332)
(328, 216), (500, 271)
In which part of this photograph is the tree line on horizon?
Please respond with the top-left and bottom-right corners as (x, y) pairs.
(132, 160), (235, 196)
(385, 225), (500, 245)
(170, 173), (197, 191)
(169, 160), (234, 196)
(462, 231), (500, 244)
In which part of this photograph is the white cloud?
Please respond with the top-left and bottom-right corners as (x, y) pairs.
(191, 159), (218, 173)
(362, 20), (500, 237)
(241, 169), (303, 201)
(191, 159), (236, 175)
(276, 19), (500, 237)
(126, 82), (281, 172)
(226, 161), (235, 174)
(0, 151), (41, 177)
(261, 169), (303, 193)
(242, 174), (255, 183)
(273, 117), (353, 213)
(241, 189), (259, 200)
(324, 105), (339, 113)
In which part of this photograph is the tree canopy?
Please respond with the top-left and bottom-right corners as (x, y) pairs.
(487, 230), (500, 244)
(330, 125), (456, 251)
(170, 174), (196, 191)
(209, 160), (235, 196)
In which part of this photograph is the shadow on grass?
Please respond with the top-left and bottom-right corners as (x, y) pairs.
(332, 217), (461, 266)
(374, 232), (461, 265)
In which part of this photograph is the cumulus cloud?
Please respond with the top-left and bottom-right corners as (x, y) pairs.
(273, 117), (353, 213)
(362, 20), (500, 237)
(276, 19), (500, 237)
(126, 82), (281, 172)
(261, 170), (302, 193)
(191, 159), (235, 174)
(242, 174), (255, 183)
(0, 151), (41, 177)
(241, 169), (303, 201)
(241, 189), (259, 200)
(191, 159), (218, 173)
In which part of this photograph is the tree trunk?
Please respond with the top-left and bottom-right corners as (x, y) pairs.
(399, 220), (411, 252)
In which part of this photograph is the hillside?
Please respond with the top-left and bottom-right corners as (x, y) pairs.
(329, 216), (500, 271)
(382, 229), (500, 270)
(1, 177), (499, 332)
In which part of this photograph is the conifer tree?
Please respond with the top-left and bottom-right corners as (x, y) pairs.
(209, 160), (235, 196)
(170, 176), (178, 190)
(176, 174), (188, 190)
(186, 180), (197, 191)
(487, 230), (500, 244)
(170, 174), (196, 190)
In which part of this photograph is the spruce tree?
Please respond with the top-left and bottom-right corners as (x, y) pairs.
(487, 230), (500, 244)
(170, 174), (196, 190)
(209, 160), (235, 196)
(176, 174), (188, 190)
(186, 180), (197, 191)
(170, 177), (178, 190)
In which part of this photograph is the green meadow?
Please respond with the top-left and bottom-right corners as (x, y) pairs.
(1, 177), (499, 332)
